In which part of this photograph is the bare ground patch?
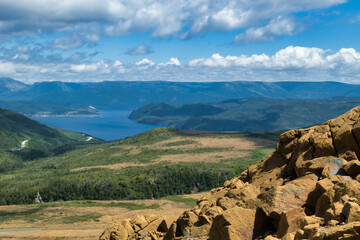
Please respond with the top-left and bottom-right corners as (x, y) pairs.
(0, 195), (202, 240)
(72, 136), (275, 172)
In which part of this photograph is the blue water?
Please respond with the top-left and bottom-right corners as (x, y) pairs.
(31, 110), (156, 141)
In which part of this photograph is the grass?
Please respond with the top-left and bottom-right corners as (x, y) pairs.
(161, 195), (198, 207)
(0, 208), (44, 223)
(34, 201), (160, 210)
(0, 200), (161, 224)
(60, 214), (101, 223)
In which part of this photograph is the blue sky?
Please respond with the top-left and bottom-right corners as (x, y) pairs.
(0, 0), (359, 83)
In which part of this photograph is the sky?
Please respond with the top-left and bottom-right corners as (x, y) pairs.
(0, 0), (360, 83)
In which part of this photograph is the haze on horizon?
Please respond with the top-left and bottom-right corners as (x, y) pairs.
(0, 0), (359, 83)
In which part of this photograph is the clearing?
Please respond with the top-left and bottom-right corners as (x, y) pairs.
(0, 193), (206, 240)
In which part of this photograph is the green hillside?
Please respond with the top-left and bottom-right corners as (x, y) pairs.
(129, 97), (360, 131)
(0, 127), (280, 205)
(0, 108), (101, 172)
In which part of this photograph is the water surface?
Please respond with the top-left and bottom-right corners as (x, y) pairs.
(32, 110), (156, 141)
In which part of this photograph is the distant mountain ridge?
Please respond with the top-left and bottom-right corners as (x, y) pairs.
(0, 77), (28, 93)
(2, 78), (360, 111)
(129, 97), (360, 131)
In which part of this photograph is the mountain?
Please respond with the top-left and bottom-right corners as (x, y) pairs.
(3, 79), (360, 111)
(129, 97), (360, 131)
(0, 108), (101, 171)
(101, 106), (360, 240)
(0, 77), (28, 93)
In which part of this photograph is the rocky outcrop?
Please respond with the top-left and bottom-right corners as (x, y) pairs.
(99, 215), (177, 240)
(100, 106), (360, 240)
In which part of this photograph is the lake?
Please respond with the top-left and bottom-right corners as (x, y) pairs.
(31, 110), (157, 141)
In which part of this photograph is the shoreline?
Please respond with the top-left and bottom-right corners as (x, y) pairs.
(29, 114), (99, 118)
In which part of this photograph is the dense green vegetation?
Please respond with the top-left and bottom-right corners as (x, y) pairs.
(0, 127), (278, 205)
(129, 97), (360, 131)
(0, 108), (101, 173)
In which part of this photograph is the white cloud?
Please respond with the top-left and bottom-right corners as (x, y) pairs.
(70, 60), (110, 73)
(235, 17), (297, 44)
(135, 58), (155, 66)
(158, 57), (181, 66)
(0, 0), (347, 44)
(189, 46), (329, 69)
(2, 46), (360, 83)
(126, 44), (153, 55)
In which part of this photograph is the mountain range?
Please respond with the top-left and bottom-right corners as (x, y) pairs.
(2, 78), (360, 114)
(129, 97), (360, 131)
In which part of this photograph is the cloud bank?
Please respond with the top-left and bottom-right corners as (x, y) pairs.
(1, 46), (360, 83)
(0, 0), (346, 44)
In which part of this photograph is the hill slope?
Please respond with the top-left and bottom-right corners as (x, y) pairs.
(0, 108), (100, 171)
(129, 97), (360, 131)
(0, 127), (279, 205)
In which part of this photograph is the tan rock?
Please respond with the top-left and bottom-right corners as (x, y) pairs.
(316, 178), (334, 194)
(315, 188), (335, 218)
(298, 215), (324, 229)
(99, 223), (128, 240)
(130, 215), (149, 229)
(311, 221), (360, 240)
(343, 160), (360, 178)
(281, 232), (295, 240)
(261, 177), (316, 220)
(342, 202), (360, 223)
(277, 208), (305, 238)
(209, 207), (256, 240)
(157, 217), (177, 233)
(264, 236), (280, 240)
(140, 217), (164, 235)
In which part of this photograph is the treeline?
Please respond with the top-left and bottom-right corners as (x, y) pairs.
(0, 165), (233, 205)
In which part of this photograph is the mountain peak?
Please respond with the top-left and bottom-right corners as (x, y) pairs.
(0, 77), (28, 92)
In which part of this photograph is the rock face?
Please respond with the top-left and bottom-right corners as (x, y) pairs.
(100, 106), (360, 240)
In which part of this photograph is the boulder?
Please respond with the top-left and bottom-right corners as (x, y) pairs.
(321, 158), (347, 178)
(261, 175), (317, 220)
(277, 208), (306, 238)
(342, 202), (360, 223)
(343, 160), (360, 179)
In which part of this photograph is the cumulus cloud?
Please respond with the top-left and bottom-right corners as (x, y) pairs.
(135, 58), (155, 67)
(189, 46), (334, 69)
(0, 0), (347, 44)
(235, 17), (297, 44)
(158, 57), (181, 67)
(70, 60), (110, 73)
(125, 44), (153, 55)
(1, 46), (360, 83)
